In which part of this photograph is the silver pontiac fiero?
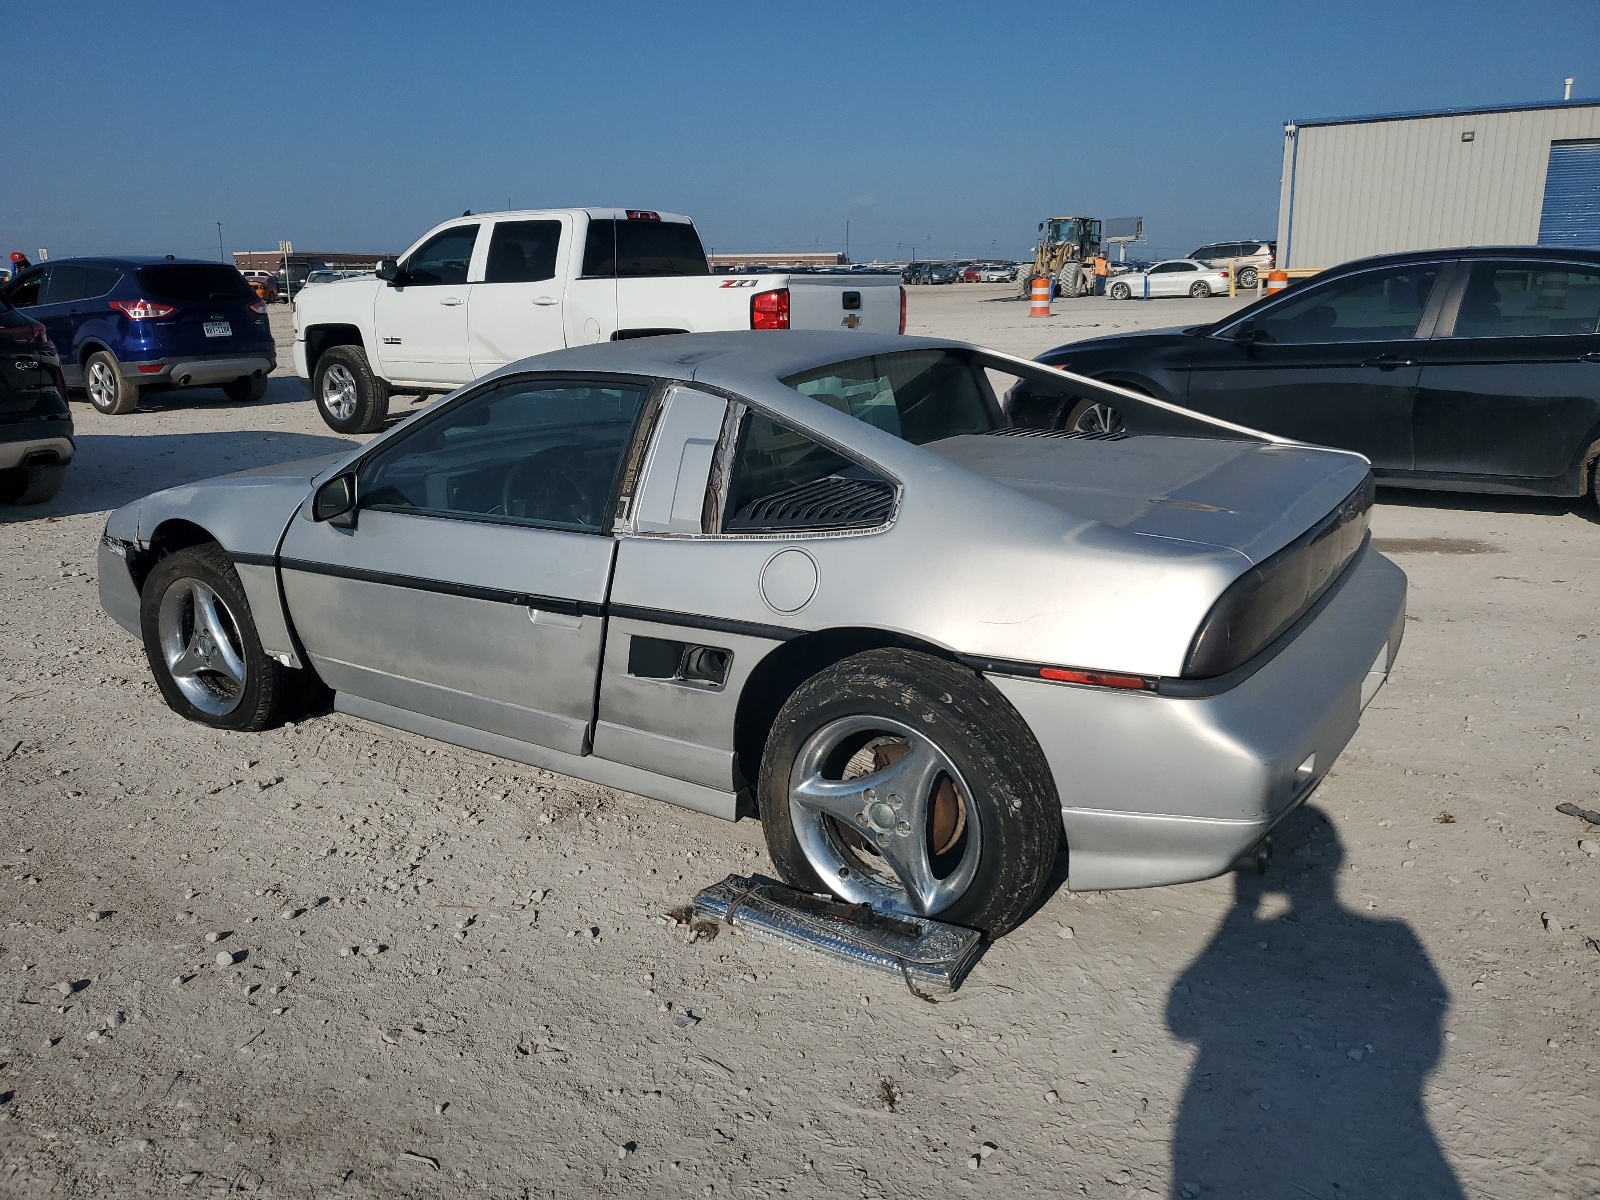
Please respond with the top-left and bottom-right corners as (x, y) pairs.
(98, 332), (1404, 935)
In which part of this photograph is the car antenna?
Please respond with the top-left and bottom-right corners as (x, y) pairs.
(463, 210), (472, 217)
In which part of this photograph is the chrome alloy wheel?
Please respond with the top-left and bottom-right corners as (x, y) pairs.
(157, 578), (247, 717)
(1071, 401), (1125, 434)
(321, 363), (358, 422)
(788, 715), (982, 917)
(87, 358), (118, 410)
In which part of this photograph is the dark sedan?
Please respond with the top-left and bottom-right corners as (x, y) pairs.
(1010, 246), (1600, 498)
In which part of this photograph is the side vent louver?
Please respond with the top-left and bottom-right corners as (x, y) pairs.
(990, 427), (1132, 441)
(727, 476), (895, 532)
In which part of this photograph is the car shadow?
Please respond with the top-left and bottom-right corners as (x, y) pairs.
(1165, 805), (1463, 1199)
(115, 374), (310, 413)
(1, 429), (357, 522)
(1377, 484), (1600, 527)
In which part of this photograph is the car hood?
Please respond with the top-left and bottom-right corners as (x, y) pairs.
(1041, 327), (1195, 359)
(924, 432), (1371, 565)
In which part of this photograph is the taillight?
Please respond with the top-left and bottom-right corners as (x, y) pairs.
(109, 298), (176, 320)
(751, 288), (790, 330)
(1220, 269), (1230, 278)
(250, 300), (267, 314)
(898, 285), (907, 334)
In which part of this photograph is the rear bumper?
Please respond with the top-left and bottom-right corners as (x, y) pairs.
(989, 543), (1406, 890)
(122, 353), (275, 387)
(0, 416), (75, 469)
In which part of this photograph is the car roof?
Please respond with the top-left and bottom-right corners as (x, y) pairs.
(28, 256), (232, 268)
(1323, 245), (1600, 273)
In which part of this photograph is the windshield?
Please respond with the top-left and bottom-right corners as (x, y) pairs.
(782, 350), (997, 445)
(1046, 219), (1082, 243)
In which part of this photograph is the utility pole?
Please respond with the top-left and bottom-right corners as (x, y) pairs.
(845, 220), (851, 264)
(216, 223), (224, 263)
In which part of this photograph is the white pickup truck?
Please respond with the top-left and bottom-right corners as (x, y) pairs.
(293, 208), (905, 432)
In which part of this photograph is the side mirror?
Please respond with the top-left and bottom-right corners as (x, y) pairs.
(312, 473), (358, 527)
(375, 259), (400, 284)
(1232, 323), (1264, 344)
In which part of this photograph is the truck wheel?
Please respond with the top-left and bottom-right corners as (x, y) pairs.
(222, 374), (269, 403)
(1058, 271), (1082, 299)
(140, 544), (294, 731)
(757, 648), (1059, 936)
(314, 345), (389, 434)
(0, 463), (65, 505)
(85, 350), (140, 415)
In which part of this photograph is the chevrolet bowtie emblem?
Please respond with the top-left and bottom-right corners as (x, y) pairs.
(841, 313), (861, 329)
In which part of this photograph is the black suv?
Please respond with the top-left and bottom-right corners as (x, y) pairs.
(1010, 246), (1600, 499)
(0, 302), (72, 504)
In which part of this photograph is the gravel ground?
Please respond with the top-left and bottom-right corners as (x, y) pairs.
(1, 284), (1597, 1198)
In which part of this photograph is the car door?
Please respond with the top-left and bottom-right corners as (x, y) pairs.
(372, 222), (481, 386)
(1411, 258), (1600, 481)
(278, 374), (650, 755)
(1183, 261), (1447, 471)
(466, 217), (569, 377)
(1146, 262), (1185, 297)
(2, 266), (50, 333)
(32, 263), (83, 359)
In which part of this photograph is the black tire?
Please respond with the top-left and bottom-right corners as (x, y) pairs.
(313, 345), (389, 434)
(222, 374), (269, 403)
(140, 543), (296, 732)
(757, 648), (1059, 936)
(1109, 281), (1131, 301)
(1238, 266), (1259, 289)
(1058, 271), (1082, 299)
(1062, 398), (1127, 434)
(1190, 281), (1211, 298)
(0, 463), (65, 505)
(84, 349), (140, 415)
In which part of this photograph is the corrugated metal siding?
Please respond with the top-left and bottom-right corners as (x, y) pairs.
(1277, 105), (1600, 268)
(1537, 140), (1600, 246)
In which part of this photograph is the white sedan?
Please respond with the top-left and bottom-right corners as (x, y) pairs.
(1106, 258), (1230, 300)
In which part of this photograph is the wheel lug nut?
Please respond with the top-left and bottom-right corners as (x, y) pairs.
(895, 821), (911, 836)
(865, 788), (877, 801)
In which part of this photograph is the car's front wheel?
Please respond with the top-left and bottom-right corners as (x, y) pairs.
(140, 544), (295, 731)
(1063, 398), (1127, 434)
(85, 350), (140, 415)
(314, 345), (389, 434)
(758, 649), (1058, 936)
(222, 374), (269, 403)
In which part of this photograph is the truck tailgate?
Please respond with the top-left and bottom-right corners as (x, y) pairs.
(788, 276), (901, 333)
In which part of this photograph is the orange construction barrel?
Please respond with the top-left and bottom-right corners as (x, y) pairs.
(1029, 275), (1051, 317)
(1265, 269), (1289, 295)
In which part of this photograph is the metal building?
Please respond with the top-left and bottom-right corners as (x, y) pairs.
(1277, 98), (1600, 269)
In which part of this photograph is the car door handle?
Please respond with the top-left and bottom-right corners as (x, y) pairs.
(1361, 355), (1418, 369)
(533, 296), (559, 306)
(440, 297), (463, 306)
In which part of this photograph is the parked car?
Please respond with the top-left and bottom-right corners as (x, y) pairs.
(99, 330), (1403, 935)
(293, 208), (906, 434)
(1191, 240), (1277, 288)
(1105, 259), (1230, 300)
(247, 276), (279, 304)
(0, 301), (73, 504)
(978, 263), (1017, 283)
(0, 258), (275, 415)
(1008, 246), (1600, 498)
(961, 265), (984, 283)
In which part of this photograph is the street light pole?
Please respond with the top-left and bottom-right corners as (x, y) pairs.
(216, 223), (224, 263)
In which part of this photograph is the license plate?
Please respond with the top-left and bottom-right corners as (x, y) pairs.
(203, 321), (231, 338)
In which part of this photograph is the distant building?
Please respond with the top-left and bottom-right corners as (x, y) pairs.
(707, 251), (846, 271)
(1277, 98), (1600, 269)
(233, 250), (394, 273)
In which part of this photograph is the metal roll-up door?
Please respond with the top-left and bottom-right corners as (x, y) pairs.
(1538, 140), (1600, 247)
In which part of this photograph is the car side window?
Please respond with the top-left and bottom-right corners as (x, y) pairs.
(483, 220), (561, 284)
(359, 379), (646, 533)
(403, 225), (480, 286)
(44, 264), (88, 304)
(82, 266), (121, 298)
(1247, 264), (1441, 344)
(1174, 262), (1198, 272)
(724, 412), (895, 533)
(1448, 263), (1600, 338)
(5, 268), (46, 307)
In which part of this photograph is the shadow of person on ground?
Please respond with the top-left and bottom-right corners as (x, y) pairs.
(1166, 806), (1463, 1200)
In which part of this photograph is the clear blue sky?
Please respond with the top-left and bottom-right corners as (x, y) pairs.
(5, 0), (1597, 263)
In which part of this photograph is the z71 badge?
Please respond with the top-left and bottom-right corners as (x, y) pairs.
(719, 279), (759, 288)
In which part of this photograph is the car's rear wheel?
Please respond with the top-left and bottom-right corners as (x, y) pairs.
(758, 649), (1058, 936)
(314, 345), (389, 434)
(1190, 281), (1212, 298)
(1109, 281), (1132, 301)
(0, 463), (65, 505)
(223, 374), (269, 403)
(1238, 266), (1259, 288)
(140, 544), (294, 731)
(85, 350), (140, 415)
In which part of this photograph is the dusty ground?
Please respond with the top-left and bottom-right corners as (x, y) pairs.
(1, 284), (1597, 1199)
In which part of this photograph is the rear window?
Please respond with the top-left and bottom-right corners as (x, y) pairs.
(581, 219), (709, 278)
(782, 350), (997, 445)
(136, 265), (254, 303)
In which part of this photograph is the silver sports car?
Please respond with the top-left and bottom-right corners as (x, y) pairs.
(98, 332), (1404, 935)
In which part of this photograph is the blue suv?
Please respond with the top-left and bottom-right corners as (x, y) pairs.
(0, 257), (276, 415)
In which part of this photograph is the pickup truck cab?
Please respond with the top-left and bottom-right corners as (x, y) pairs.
(293, 208), (906, 432)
